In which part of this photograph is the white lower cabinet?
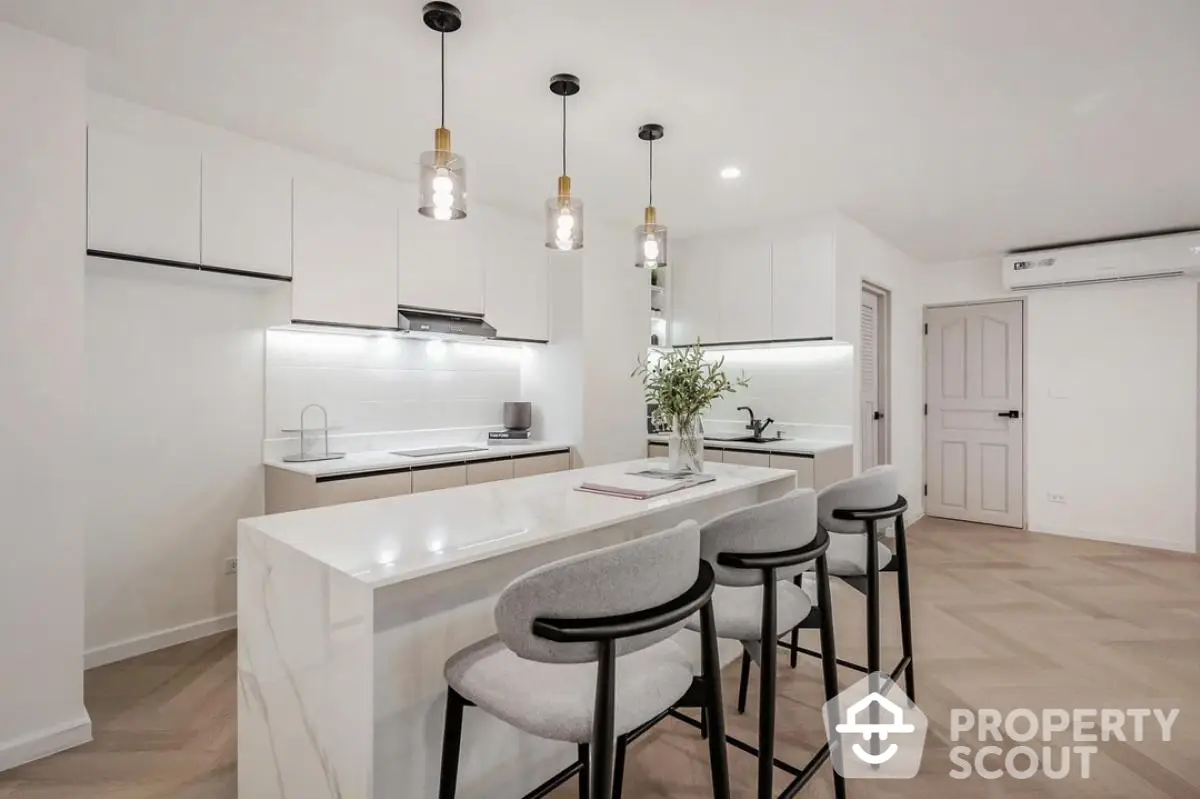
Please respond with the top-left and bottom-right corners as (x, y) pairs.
(721, 450), (771, 467)
(412, 464), (468, 493)
(266, 451), (572, 512)
(467, 459), (514, 485)
(768, 454), (815, 488)
(314, 471), (412, 507)
(513, 452), (572, 478)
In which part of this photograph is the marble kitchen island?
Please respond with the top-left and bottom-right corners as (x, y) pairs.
(238, 459), (797, 799)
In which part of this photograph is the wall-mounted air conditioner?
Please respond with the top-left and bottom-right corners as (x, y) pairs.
(1002, 231), (1200, 291)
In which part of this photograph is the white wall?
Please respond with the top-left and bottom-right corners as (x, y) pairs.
(703, 344), (854, 442)
(580, 228), (651, 466)
(0, 22), (90, 769)
(834, 214), (927, 521)
(265, 329), (525, 447)
(84, 259), (279, 666)
(523, 232), (648, 468)
(922, 257), (1199, 553)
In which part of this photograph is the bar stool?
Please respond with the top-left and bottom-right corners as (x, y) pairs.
(736, 466), (916, 718)
(674, 488), (845, 799)
(437, 519), (731, 799)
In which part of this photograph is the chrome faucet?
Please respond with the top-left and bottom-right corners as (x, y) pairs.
(299, 403), (330, 459)
(737, 405), (774, 439)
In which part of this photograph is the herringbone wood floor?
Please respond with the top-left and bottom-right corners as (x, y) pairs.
(1, 517), (1198, 797)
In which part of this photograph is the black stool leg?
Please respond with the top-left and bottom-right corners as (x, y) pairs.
(579, 744), (591, 799)
(866, 517), (882, 765)
(789, 626), (799, 669)
(611, 738), (626, 799)
(591, 641), (617, 799)
(699, 599), (732, 799)
(736, 649), (751, 714)
(438, 689), (465, 799)
(699, 706), (708, 740)
(895, 511), (916, 701)
(816, 554), (847, 799)
(758, 572), (778, 799)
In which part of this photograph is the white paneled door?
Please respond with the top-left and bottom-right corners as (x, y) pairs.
(925, 300), (1024, 527)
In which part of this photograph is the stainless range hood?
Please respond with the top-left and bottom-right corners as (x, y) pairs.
(397, 306), (497, 338)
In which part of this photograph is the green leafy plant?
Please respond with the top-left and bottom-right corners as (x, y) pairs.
(633, 342), (749, 434)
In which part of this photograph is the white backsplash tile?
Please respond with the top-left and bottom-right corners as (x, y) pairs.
(265, 330), (527, 456)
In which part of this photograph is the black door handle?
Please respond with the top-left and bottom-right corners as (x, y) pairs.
(997, 410), (1021, 419)
(873, 411), (884, 420)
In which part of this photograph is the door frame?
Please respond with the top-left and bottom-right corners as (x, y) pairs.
(862, 281), (892, 468)
(922, 297), (1028, 527)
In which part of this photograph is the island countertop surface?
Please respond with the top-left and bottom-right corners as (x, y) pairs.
(239, 459), (796, 589)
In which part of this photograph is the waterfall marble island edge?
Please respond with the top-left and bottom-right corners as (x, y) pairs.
(237, 459), (798, 799)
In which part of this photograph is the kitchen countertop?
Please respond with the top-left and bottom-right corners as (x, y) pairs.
(240, 459), (796, 588)
(264, 440), (573, 478)
(647, 434), (851, 456)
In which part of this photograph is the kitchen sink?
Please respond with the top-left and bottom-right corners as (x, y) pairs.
(703, 435), (789, 444)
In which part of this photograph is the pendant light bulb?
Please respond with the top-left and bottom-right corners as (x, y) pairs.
(545, 74), (584, 251)
(634, 123), (667, 269)
(418, 3), (467, 221)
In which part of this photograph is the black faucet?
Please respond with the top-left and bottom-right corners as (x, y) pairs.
(736, 406), (774, 439)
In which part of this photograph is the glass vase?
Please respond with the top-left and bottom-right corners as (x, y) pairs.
(668, 417), (704, 473)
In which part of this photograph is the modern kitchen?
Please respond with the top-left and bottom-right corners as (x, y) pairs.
(3, 3), (1200, 799)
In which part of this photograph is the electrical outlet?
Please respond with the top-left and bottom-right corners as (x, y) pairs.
(1047, 493), (1067, 504)
(224, 557), (238, 575)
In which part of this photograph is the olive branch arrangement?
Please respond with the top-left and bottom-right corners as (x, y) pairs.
(632, 342), (749, 434)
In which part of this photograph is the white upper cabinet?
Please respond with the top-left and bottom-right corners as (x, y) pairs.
(670, 238), (720, 345)
(717, 236), (773, 343)
(201, 152), (293, 277)
(291, 175), (399, 329)
(397, 208), (485, 314)
(481, 208), (549, 341)
(771, 230), (836, 340)
(87, 127), (201, 263)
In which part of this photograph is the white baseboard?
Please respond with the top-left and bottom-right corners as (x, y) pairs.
(85, 612), (237, 670)
(1029, 525), (1196, 554)
(0, 713), (92, 773)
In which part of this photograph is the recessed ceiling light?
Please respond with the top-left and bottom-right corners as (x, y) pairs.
(720, 166), (742, 179)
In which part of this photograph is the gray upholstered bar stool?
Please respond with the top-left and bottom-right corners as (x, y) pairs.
(675, 488), (845, 799)
(740, 465), (915, 710)
(438, 520), (731, 799)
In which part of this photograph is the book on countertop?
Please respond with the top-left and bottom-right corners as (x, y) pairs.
(575, 473), (716, 500)
(488, 430), (531, 441)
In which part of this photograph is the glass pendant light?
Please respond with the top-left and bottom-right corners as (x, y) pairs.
(634, 123), (667, 269)
(545, 74), (583, 251)
(418, 2), (466, 221)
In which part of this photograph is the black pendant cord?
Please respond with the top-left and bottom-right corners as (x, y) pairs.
(440, 32), (446, 128)
(562, 94), (567, 178)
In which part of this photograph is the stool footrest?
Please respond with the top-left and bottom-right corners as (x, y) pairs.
(775, 640), (912, 684)
(669, 710), (832, 795)
(517, 757), (584, 799)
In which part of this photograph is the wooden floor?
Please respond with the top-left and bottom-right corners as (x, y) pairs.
(2, 517), (1198, 797)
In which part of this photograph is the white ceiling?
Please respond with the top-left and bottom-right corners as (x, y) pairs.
(2, 0), (1198, 262)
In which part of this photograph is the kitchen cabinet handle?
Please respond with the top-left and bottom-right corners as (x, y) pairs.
(996, 410), (1021, 419)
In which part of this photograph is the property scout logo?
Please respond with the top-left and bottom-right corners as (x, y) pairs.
(822, 672), (1180, 780)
